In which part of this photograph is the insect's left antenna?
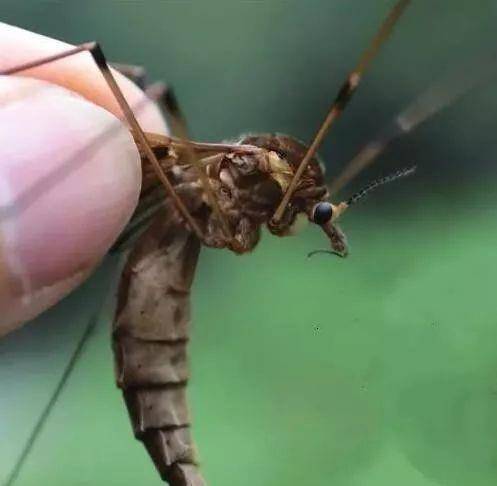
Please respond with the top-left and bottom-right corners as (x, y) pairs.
(0, 42), (206, 240)
(271, 0), (411, 224)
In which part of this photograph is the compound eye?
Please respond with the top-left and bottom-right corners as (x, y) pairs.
(311, 202), (333, 225)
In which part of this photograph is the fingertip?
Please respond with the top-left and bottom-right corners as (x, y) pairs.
(0, 77), (141, 333)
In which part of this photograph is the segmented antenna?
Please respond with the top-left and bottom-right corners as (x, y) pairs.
(346, 166), (416, 206)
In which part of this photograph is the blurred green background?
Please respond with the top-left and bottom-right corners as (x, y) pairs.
(2, 1), (497, 485)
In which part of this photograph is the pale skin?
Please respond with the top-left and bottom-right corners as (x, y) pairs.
(0, 23), (168, 335)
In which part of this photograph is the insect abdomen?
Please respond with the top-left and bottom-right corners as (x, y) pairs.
(113, 204), (205, 486)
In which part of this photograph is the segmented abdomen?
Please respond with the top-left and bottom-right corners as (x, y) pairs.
(113, 204), (205, 486)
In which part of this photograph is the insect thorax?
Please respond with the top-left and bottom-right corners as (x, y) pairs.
(140, 132), (328, 252)
(235, 133), (328, 220)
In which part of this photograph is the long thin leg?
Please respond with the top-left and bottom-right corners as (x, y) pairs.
(328, 50), (497, 194)
(109, 62), (234, 243)
(109, 72), (235, 245)
(111, 62), (147, 89)
(4, 311), (100, 486)
(0, 42), (205, 240)
(110, 193), (165, 253)
(106, 68), (186, 248)
(271, 0), (411, 224)
(111, 72), (188, 235)
(142, 81), (235, 242)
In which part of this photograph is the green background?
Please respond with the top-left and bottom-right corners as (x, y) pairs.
(2, 1), (497, 485)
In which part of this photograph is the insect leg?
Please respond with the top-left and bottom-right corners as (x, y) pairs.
(328, 51), (497, 194)
(107, 76), (186, 251)
(111, 62), (148, 89)
(141, 81), (237, 245)
(109, 65), (179, 121)
(143, 82), (185, 133)
(109, 191), (165, 253)
(112, 177), (207, 254)
(271, 0), (411, 224)
(0, 43), (205, 240)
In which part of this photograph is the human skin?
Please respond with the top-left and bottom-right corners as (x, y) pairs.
(0, 23), (168, 335)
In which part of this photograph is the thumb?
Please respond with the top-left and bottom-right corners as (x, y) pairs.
(0, 76), (141, 335)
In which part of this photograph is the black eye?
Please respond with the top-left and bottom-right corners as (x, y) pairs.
(312, 202), (333, 225)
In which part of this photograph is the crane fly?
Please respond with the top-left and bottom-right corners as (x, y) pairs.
(5, 0), (492, 484)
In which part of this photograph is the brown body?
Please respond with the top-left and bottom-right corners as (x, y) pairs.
(113, 134), (329, 485)
(114, 202), (202, 484)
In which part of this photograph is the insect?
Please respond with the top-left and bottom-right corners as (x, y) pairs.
(5, 0), (491, 484)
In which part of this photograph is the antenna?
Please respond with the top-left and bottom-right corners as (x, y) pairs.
(346, 166), (416, 206)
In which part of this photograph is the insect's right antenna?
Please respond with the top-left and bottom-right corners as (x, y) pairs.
(0, 43), (206, 240)
(346, 165), (416, 206)
(271, 0), (411, 225)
